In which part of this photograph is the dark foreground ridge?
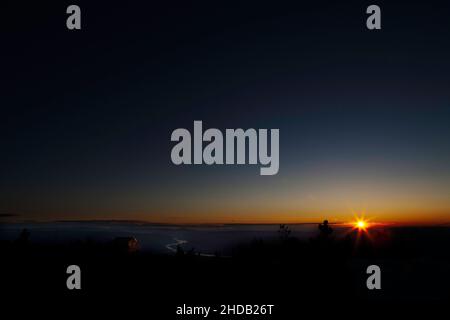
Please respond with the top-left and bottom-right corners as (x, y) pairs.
(1, 224), (449, 317)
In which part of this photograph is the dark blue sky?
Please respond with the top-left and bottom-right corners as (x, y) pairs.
(1, 1), (450, 223)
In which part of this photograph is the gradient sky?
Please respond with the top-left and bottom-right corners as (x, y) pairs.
(1, 1), (450, 224)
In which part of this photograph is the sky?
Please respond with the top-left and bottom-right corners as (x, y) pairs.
(1, 1), (450, 224)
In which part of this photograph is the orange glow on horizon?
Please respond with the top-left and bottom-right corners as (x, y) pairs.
(9, 208), (450, 226)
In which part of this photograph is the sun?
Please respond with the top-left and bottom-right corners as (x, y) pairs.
(347, 210), (375, 234)
(356, 220), (367, 229)
(354, 219), (369, 231)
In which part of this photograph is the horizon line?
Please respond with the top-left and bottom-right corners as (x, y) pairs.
(2, 218), (450, 227)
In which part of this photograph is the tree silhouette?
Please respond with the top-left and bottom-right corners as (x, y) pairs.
(278, 224), (291, 240)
